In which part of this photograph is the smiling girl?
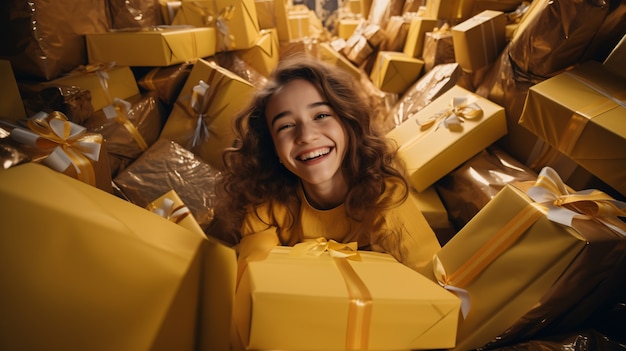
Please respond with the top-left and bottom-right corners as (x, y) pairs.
(208, 56), (440, 272)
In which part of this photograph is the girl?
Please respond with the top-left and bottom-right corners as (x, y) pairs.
(208, 55), (440, 272)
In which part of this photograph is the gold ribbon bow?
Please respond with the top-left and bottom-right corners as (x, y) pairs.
(527, 166), (626, 236)
(71, 62), (117, 105)
(187, 2), (236, 51)
(102, 98), (149, 151)
(10, 111), (102, 186)
(416, 95), (483, 131)
(292, 238), (370, 349)
(290, 237), (362, 260)
(147, 197), (191, 224)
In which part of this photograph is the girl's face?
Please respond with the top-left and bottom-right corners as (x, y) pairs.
(265, 79), (348, 190)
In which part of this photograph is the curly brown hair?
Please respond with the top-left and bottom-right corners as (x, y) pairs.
(208, 55), (409, 246)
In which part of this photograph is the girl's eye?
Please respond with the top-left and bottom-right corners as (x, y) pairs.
(315, 113), (332, 120)
(277, 123), (294, 132)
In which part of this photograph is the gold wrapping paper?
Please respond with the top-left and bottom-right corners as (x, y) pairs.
(343, 33), (374, 66)
(383, 62), (462, 134)
(403, 17), (438, 59)
(422, 25), (456, 72)
(0, 0), (110, 81)
(147, 189), (205, 235)
(234, 245), (461, 351)
(235, 29), (279, 77)
(507, 0), (609, 82)
(20, 84), (95, 125)
(0, 137), (30, 169)
(0, 60), (27, 122)
(43, 64), (140, 113)
(109, 0), (164, 29)
(160, 58), (256, 170)
(369, 51), (424, 94)
(425, 0), (476, 21)
(603, 33), (626, 80)
(7, 111), (113, 193)
(337, 19), (360, 40)
(254, 0), (276, 29)
(0, 162), (236, 351)
(422, 171), (626, 351)
(136, 62), (193, 106)
(451, 10), (506, 72)
(518, 60), (626, 197)
(435, 146), (538, 231)
(318, 42), (365, 81)
(85, 92), (167, 177)
(113, 138), (222, 231)
(380, 15), (411, 52)
(411, 186), (456, 246)
(213, 51), (269, 87)
(172, 0), (260, 51)
(386, 85), (507, 192)
(86, 27), (217, 67)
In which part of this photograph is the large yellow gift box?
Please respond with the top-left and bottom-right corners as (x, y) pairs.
(235, 29), (279, 77)
(452, 10), (506, 72)
(172, 0), (260, 51)
(518, 60), (626, 197)
(386, 85), (507, 192)
(318, 42), (364, 81)
(420, 167), (626, 351)
(233, 242), (461, 351)
(43, 64), (140, 113)
(160, 58), (256, 169)
(369, 51), (424, 94)
(0, 163), (237, 351)
(403, 17), (438, 59)
(86, 27), (216, 67)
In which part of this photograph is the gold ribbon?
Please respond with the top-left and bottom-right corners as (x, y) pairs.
(103, 98), (149, 151)
(416, 94), (483, 131)
(147, 197), (191, 224)
(291, 238), (371, 349)
(177, 67), (228, 149)
(10, 111), (102, 186)
(187, 1), (236, 51)
(433, 166), (626, 318)
(70, 62), (117, 105)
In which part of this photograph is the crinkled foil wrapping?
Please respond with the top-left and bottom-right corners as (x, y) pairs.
(19, 84), (95, 125)
(435, 146), (537, 230)
(136, 62), (193, 107)
(0, 0), (110, 81)
(507, 0), (610, 83)
(422, 30), (456, 72)
(382, 62), (462, 134)
(108, 0), (164, 30)
(85, 92), (166, 177)
(113, 138), (222, 231)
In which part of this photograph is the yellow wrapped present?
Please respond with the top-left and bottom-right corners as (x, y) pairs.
(403, 17), (438, 59)
(0, 162), (236, 351)
(318, 42), (364, 81)
(44, 63), (139, 113)
(386, 85), (507, 192)
(519, 60), (626, 197)
(172, 0), (260, 51)
(160, 58), (256, 169)
(369, 51), (424, 94)
(147, 189), (204, 235)
(233, 240), (461, 351)
(235, 29), (279, 77)
(421, 167), (626, 351)
(86, 26), (216, 67)
(452, 10), (506, 72)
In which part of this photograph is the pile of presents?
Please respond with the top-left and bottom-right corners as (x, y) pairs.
(1, 0), (625, 350)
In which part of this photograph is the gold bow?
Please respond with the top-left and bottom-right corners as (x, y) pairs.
(290, 237), (361, 260)
(416, 95), (483, 131)
(147, 197), (191, 224)
(527, 167), (626, 235)
(102, 98), (149, 151)
(187, 2), (236, 51)
(10, 111), (102, 186)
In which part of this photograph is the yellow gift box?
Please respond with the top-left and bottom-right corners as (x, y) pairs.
(233, 244), (461, 351)
(337, 18), (361, 40)
(318, 42), (364, 81)
(425, 0), (476, 21)
(519, 60), (626, 197)
(452, 10), (506, 72)
(254, 0), (275, 29)
(0, 60), (27, 122)
(44, 64), (139, 113)
(86, 27), (216, 67)
(370, 51), (424, 94)
(146, 189), (205, 235)
(403, 17), (438, 59)
(287, 11), (310, 41)
(235, 29), (279, 77)
(172, 0), (260, 51)
(0, 163), (236, 351)
(160, 58), (255, 169)
(386, 85), (507, 192)
(420, 168), (626, 351)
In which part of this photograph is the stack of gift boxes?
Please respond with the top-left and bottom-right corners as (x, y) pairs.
(1, 0), (625, 350)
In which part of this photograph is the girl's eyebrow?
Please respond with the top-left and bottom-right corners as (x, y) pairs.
(269, 101), (331, 127)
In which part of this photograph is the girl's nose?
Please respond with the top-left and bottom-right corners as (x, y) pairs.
(296, 122), (318, 143)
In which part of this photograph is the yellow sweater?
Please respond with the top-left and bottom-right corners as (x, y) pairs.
(237, 184), (441, 272)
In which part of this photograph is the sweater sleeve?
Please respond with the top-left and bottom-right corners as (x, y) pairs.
(374, 191), (441, 272)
